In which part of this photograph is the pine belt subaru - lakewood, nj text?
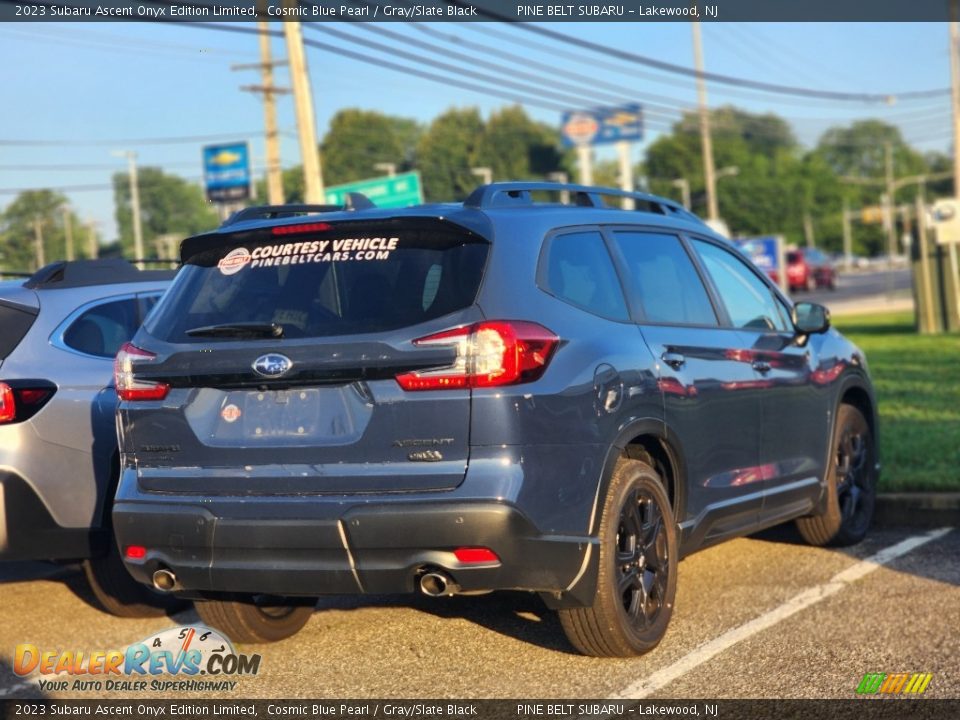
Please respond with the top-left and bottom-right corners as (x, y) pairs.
(112, 184), (879, 656)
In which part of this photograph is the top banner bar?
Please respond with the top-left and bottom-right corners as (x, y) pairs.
(0, 0), (957, 22)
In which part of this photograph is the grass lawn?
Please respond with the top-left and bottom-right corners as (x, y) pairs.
(833, 311), (960, 492)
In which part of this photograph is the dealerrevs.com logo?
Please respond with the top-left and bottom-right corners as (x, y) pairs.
(14, 626), (261, 693)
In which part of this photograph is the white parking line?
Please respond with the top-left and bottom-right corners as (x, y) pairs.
(618, 527), (953, 699)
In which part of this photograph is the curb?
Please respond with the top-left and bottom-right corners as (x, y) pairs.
(874, 492), (960, 528)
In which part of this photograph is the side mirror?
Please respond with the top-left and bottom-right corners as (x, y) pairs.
(793, 302), (830, 334)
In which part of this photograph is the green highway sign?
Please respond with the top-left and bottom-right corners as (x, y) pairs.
(325, 171), (423, 209)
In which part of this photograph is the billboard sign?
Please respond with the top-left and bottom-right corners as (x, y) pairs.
(561, 104), (643, 147)
(735, 236), (782, 276)
(325, 172), (423, 209)
(202, 142), (251, 203)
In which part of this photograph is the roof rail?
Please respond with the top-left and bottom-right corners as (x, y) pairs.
(22, 259), (175, 290)
(220, 194), (376, 228)
(463, 182), (704, 224)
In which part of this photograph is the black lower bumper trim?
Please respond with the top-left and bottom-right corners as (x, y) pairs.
(113, 500), (594, 601)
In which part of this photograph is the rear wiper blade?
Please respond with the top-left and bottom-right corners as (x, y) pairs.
(185, 322), (284, 339)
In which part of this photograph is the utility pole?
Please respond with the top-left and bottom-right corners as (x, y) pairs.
(233, 21), (289, 206)
(62, 207), (74, 261)
(33, 218), (45, 270)
(86, 221), (99, 259)
(842, 199), (853, 270)
(692, 21), (718, 222)
(283, 19), (324, 203)
(112, 150), (144, 264)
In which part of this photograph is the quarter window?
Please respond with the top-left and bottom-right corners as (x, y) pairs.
(612, 232), (718, 326)
(63, 298), (141, 358)
(542, 231), (629, 321)
(692, 240), (790, 332)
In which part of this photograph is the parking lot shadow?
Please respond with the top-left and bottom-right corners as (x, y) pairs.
(313, 590), (579, 655)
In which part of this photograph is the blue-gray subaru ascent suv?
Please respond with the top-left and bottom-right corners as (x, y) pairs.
(113, 185), (878, 655)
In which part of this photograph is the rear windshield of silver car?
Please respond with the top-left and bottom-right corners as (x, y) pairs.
(143, 226), (489, 341)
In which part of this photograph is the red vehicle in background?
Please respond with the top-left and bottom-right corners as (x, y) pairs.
(783, 248), (837, 292)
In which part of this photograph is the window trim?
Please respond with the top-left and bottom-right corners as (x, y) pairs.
(536, 224), (633, 324)
(685, 234), (794, 335)
(602, 225), (726, 329)
(50, 291), (163, 360)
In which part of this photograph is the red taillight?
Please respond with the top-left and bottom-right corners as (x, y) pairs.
(125, 545), (147, 560)
(114, 342), (169, 402)
(395, 321), (558, 391)
(453, 547), (500, 564)
(0, 383), (14, 423)
(0, 382), (55, 424)
(271, 222), (333, 236)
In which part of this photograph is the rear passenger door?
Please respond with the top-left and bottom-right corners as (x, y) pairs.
(607, 229), (764, 551)
(689, 238), (826, 524)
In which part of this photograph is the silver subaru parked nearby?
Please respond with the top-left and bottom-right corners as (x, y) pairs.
(0, 259), (176, 616)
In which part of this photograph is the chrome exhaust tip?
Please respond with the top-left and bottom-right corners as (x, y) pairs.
(152, 568), (177, 592)
(419, 571), (460, 597)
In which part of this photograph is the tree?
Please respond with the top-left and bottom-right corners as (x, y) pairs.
(417, 107), (487, 202)
(113, 169), (218, 257)
(474, 105), (567, 182)
(0, 189), (85, 272)
(320, 108), (423, 187)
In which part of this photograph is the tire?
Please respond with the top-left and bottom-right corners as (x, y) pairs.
(559, 458), (678, 657)
(796, 405), (877, 547)
(82, 543), (185, 618)
(195, 596), (315, 643)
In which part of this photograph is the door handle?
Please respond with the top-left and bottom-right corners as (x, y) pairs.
(661, 352), (686, 370)
(752, 360), (772, 374)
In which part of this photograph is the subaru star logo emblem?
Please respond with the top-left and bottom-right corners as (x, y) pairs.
(252, 353), (292, 378)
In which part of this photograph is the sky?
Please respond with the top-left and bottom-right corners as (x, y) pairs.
(0, 21), (952, 245)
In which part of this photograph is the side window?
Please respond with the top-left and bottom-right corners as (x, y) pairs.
(62, 298), (140, 358)
(692, 240), (790, 332)
(612, 231), (718, 326)
(542, 231), (629, 321)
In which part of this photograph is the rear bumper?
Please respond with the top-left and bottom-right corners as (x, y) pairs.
(0, 470), (105, 561)
(113, 498), (597, 605)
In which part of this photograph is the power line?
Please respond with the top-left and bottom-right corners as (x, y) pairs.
(0, 131), (266, 147)
(305, 24), (681, 124)
(443, 0), (949, 103)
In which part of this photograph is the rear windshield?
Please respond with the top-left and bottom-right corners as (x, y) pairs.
(787, 251), (801, 263)
(144, 227), (488, 342)
(0, 302), (38, 360)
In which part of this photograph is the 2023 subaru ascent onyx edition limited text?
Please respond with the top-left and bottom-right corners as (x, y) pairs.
(112, 185), (878, 656)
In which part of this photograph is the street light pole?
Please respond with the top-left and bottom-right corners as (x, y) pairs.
(692, 21), (718, 222)
(112, 150), (144, 264)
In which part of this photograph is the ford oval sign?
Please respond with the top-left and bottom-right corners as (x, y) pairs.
(252, 353), (292, 378)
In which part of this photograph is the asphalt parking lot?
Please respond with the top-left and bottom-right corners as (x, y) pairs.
(1, 524), (956, 701)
